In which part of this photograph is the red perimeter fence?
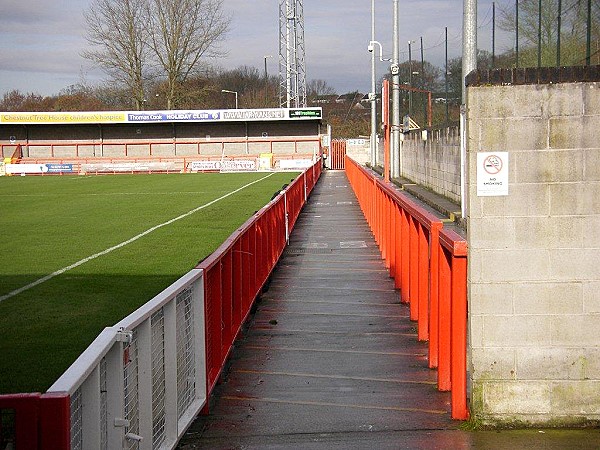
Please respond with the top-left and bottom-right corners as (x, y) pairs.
(0, 160), (322, 449)
(197, 162), (320, 398)
(345, 156), (469, 420)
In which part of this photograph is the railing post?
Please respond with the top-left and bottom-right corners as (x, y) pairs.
(438, 246), (452, 392)
(400, 209), (410, 303)
(284, 192), (290, 242)
(105, 333), (127, 449)
(409, 218), (419, 321)
(428, 224), (442, 369)
(451, 249), (469, 419)
(40, 392), (71, 450)
(417, 225), (429, 341)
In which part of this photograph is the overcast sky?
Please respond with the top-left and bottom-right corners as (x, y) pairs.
(0, 0), (508, 98)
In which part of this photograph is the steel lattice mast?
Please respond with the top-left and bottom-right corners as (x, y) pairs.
(279, 0), (307, 108)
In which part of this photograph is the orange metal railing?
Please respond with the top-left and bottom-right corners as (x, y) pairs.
(197, 160), (321, 401)
(345, 156), (469, 420)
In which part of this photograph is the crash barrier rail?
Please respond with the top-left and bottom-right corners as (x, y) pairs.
(0, 137), (320, 160)
(0, 159), (322, 449)
(345, 156), (468, 420)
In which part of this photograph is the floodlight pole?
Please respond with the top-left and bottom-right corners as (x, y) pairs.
(370, 0), (377, 167)
(392, 0), (400, 178)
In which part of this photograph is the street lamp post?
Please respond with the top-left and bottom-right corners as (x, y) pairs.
(264, 55), (273, 107)
(264, 55), (273, 79)
(408, 40), (415, 117)
(368, 40), (390, 169)
(221, 89), (239, 109)
(370, 0), (377, 167)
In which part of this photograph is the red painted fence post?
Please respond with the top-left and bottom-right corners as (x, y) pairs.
(448, 234), (469, 420)
(437, 245), (452, 392)
(40, 392), (71, 450)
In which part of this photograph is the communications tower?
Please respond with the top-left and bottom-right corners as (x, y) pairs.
(279, 0), (307, 108)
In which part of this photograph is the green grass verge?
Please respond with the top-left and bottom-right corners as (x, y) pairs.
(0, 172), (298, 393)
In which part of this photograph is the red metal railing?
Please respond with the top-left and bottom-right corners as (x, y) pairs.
(345, 156), (469, 420)
(0, 392), (70, 449)
(196, 159), (321, 402)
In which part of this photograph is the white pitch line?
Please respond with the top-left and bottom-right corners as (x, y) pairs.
(0, 173), (275, 303)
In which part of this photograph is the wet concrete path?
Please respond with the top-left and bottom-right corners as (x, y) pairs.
(177, 171), (600, 449)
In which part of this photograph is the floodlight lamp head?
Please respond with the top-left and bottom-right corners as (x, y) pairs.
(367, 43), (374, 53)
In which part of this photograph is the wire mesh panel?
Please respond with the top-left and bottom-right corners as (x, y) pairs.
(124, 330), (140, 450)
(100, 357), (108, 450)
(151, 308), (167, 450)
(176, 287), (195, 419)
(70, 388), (83, 450)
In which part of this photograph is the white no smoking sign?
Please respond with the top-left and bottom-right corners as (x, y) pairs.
(477, 152), (509, 196)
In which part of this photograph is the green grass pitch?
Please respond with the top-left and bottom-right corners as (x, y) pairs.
(0, 172), (298, 394)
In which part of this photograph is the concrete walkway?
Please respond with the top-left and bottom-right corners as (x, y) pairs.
(177, 171), (600, 449)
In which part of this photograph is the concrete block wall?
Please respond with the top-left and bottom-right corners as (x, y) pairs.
(400, 127), (461, 204)
(466, 74), (600, 425)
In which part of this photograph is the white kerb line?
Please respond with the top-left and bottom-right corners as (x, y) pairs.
(0, 173), (276, 303)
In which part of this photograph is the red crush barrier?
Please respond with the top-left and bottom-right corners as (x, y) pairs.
(197, 160), (322, 402)
(0, 392), (70, 450)
(345, 156), (469, 420)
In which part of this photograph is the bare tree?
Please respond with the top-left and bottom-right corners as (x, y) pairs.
(83, 0), (150, 110)
(146, 0), (230, 109)
(307, 79), (337, 99)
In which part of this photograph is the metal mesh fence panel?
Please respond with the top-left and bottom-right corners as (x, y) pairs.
(176, 286), (195, 419)
(70, 388), (83, 450)
(151, 308), (167, 450)
(124, 330), (140, 450)
(100, 357), (108, 450)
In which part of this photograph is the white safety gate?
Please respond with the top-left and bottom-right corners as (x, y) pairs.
(48, 269), (207, 450)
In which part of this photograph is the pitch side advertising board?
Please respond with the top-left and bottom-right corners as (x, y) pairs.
(189, 160), (257, 172)
(0, 108), (323, 125)
(6, 163), (74, 174)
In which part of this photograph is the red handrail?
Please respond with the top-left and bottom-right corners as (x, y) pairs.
(345, 156), (469, 420)
(196, 159), (321, 403)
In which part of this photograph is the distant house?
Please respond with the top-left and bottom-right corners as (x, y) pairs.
(359, 93), (381, 105)
(309, 94), (337, 105)
(335, 92), (363, 104)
